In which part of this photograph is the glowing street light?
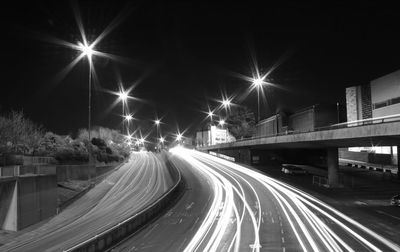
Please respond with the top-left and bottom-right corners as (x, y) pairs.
(154, 119), (162, 140)
(252, 76), (265, 122)
(159, 137), (165, 143)
(219, 119), (225, 127)
(77, 41), (94, 59)
(118, 89), (131, 134)
(207, 110), (214, 125)
(119, 91), (129, 102)
(124, 114), (133, 121)
(222, 99), (231, 108)
(77, 40), (96, 167)
(176, 133), (183, 142)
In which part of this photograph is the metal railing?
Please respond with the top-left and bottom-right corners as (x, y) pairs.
(203, 114), (400, 147)
(312, 175), (328, 187)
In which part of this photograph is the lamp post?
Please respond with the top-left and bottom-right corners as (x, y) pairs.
(252, 77), (264, 122)
(159, 136), (165, 150)
(336, 102), (340, 124)
(208, 110), (214, 125)
(155, 119), (161, 139)
(219, 119), (227, 143)
(119, 91), (129, 134)
(124, 114), (133, 134)
(77, 42), (95, 166)
(176, 133), (183, 145)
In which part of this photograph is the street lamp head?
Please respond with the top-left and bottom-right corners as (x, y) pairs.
(140, 138), (145, 143)
(253, 77), (264, 87)
(159, 137), (165, 143)
(222, 99), (231, 108)
(207, 111), (214, 118)
(124, 114), (133, 121)
(155, 119), (160, 125)
(78, 41), (94, 59)
(119, 91), (129, 101)
(176, 133), (182, 141)
(219, 119), (225, 126)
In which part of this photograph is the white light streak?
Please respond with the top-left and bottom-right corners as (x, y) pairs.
(170, 147), (400, 252)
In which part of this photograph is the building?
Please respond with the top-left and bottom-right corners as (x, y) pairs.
(256, 112), (288, 137)
(196, 125), (235, 146)
(345, 69), (400, 164)
(255, 104), (337, 138)
(287, 104), (337, 132)
(346, 69), (400, 123)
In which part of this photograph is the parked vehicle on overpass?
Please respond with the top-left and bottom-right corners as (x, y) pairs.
(281, 164), (308, 175)
(391, 194), (400, 206)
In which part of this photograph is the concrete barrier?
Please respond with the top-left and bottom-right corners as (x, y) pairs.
(0, 174), (57, 231)
(63, 159), (185, 252)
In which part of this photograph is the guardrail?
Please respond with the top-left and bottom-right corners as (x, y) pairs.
(312, 175), (328, 187)
(202, 114), (400, 147)
(63, 158), (185, 252)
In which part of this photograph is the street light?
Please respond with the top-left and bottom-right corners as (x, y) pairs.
(252, 77), (265, 122)
(219, 119), (227, 143)
(207, 110), (214, 125)
(222, 99), (231, 109)
(125, 114), (133, 121)
(124, 114), (133, 134)
(155, 119), (161, 140)
(176, 133), (183, 144)
(76, 41), (96, 166)
(118, 90), (130, 134)
(159, 136), (165, 149)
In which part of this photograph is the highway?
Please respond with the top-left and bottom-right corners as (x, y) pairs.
(2, 152), (174, 252)
(113, 147), (400, 252)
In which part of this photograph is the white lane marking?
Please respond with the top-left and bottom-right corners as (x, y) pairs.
(271, 217), (275, 223)
(186, 202), (195, 210)
(281, 237), (285, 243)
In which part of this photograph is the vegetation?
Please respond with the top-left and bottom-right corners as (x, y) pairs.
(226, 106), (256, 139)
(0, 111), (130, 164)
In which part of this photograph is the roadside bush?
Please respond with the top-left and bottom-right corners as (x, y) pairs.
(91, 137), (107, 150)
(55, 148), (88, 163)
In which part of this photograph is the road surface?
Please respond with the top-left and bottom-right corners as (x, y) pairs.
(1, 152), (173, 252)
(113, 147), (400, 252)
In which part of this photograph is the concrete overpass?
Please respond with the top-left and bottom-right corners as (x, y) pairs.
(199, 120), (400, 187)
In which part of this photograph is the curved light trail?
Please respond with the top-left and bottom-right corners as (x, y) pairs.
(170, 147), (400, 252)
(2, 152), (173, 252)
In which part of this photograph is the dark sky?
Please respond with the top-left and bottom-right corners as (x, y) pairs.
(1, 1), (400, 141)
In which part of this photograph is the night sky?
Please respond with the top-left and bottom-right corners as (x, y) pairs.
(1, 1), (400, 140)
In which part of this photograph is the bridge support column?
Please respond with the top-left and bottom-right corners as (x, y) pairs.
(397, 146), (400, 180)
(327, 147), (339, 187)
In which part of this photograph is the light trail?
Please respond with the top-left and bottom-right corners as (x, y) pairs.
(170, 147), (400, 252)
(2, 152), (174, 252)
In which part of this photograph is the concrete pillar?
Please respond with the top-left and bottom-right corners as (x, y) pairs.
(397, 146), (400, 180)
(327, 147), (339, 187)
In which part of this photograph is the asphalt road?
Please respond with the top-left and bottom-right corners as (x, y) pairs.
(1, 152), (173, 252)
(113, 148), (400, 252)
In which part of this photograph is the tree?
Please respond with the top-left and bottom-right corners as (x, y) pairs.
(0, 111), (44, 154)
(226, 106), (256, 139)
